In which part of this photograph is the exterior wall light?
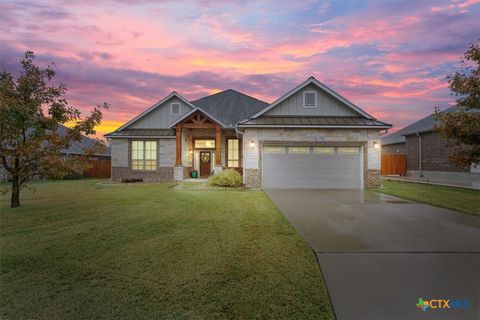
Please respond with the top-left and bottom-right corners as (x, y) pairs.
(249, 140), (256, 148)
(373, 141), (380, 149)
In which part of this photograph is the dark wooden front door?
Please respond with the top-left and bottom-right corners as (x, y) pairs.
(200, 151), (211, 177)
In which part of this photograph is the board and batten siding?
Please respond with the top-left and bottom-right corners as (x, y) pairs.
(264, 84), (359, 117)
(129, 97), (193, 129)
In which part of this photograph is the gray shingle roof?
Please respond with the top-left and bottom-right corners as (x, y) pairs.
(191, 89), (269, 127)
(57, 124), (111, 157)
(381, 106), (459, 146)
(240, 116), (391, 127)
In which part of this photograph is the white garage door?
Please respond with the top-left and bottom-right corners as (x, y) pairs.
(262, 146), (363, 189)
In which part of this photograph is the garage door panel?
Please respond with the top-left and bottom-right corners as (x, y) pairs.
(263, 147), (362, 189)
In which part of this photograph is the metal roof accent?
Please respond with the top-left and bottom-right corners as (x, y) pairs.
(105, 129), (175, 138)
(238, 116), (391, 128)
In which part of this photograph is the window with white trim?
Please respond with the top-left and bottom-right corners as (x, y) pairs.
(194, 139), (215, 149)
(170, 103), (181, 115)
(227, 139), (239, 167)
(131, 140), (157, 170)
(304, 91), (317, 108)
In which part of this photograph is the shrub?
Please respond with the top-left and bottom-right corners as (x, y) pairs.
(208, 169), (243, 187)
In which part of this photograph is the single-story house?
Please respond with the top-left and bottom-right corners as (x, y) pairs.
(0, 125), (111, 182)
(381, 106), (480, 180)
(105, 77), (391, 189)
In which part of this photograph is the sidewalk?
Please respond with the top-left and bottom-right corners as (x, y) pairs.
(383, 175), (480, 190)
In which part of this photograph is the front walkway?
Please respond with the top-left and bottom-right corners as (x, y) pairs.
(265, 189), (480, 320)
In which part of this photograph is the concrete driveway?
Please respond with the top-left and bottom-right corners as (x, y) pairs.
(265, 189), (480, 320)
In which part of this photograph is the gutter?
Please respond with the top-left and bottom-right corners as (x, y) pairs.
(416, 132), (423, 177)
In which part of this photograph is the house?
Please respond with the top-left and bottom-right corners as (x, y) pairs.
(105, 77), (391, 189)
(381, 106), (480, 181)
(0, 124), (111, 182)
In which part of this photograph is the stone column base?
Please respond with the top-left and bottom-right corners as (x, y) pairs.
(214, 165), (223, 174)
(366, 169), (381, 187)
(174, 165), (184, 181)
(244, 168), (261, 188)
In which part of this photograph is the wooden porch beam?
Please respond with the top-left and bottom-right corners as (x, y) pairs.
(215, 125), (221, 166)
(175, 124), (182, 165)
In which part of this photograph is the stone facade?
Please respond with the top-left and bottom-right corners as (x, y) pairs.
(112, 166), (173, 182)
(244, 168), (261, 188)
(366, 169), (381, 187)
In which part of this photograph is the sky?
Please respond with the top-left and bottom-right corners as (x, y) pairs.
(0, 0), (479, 138)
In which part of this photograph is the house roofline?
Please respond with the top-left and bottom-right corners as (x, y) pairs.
(249, 76), (374, 120)
(237, 124), (392, 129)
(167, 106), (228, 128)
(104, 91), (197, 137)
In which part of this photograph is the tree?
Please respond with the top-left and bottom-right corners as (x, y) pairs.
(0, 51), (108, 208)
(436, 42), (480, 168)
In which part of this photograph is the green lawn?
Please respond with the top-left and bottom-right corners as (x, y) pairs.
(374, 179), (480, 217)
(0, 180), (333, 320)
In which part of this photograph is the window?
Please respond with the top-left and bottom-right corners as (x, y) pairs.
(313, 147), (335, 154)
(288, 147), (310, 154)
(170, 103), (181, 115)
(337, 147), (359, 155)
(263, 146), (286, 154)
(194, 139), (215, 149)
(131, 140), (157, 170)
(304, 91), (317, 108)
(227, 139), (239, 167)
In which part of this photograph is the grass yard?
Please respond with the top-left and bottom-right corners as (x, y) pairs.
(0, 180), (333, 320)
(374, 179), (480, 217)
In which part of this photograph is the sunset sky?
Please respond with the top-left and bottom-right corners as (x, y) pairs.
(1, 0), (479, 138)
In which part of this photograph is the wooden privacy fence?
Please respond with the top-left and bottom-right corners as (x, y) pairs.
(84, 159), (111, 178)
(381, 154), (407, 176)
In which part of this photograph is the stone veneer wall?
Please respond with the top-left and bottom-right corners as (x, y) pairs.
(366, 169), (381, 187)
(112, 167), (173, 182)
(244, 169), (261, 188)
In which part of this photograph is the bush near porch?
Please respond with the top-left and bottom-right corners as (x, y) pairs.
(208, 169), (243, 187)
(0, 180), (333, 319)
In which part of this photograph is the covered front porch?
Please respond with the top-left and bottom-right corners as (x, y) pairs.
(172, 109), (242, 180)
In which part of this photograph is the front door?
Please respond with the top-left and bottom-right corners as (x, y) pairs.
(200, 151), (211, 177)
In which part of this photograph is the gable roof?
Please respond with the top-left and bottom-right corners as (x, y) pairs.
(110, 92), (196, 134)
(168, 106), (228, 128)
(251, 76), (374, 120)
(381, 106), (459, 145)
(191, 89), (269, 127)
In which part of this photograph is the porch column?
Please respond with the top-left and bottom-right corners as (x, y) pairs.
(174, 124), (183, 181)
(175, 124), (182, 165)
(215, 125), (222, 173)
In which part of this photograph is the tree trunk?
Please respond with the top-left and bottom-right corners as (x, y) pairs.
(11, 175), (20, 208)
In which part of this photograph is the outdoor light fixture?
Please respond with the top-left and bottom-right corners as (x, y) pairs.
(373, 141), (380, 149)
(249, 140), (255, 147)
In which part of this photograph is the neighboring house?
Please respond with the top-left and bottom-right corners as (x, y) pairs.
(381, 106), (480, 179)
(106, 77), (391, 189)
(0, 124), (111, 182)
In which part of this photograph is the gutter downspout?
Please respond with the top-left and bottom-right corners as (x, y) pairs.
(416, 132), (423, 178)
